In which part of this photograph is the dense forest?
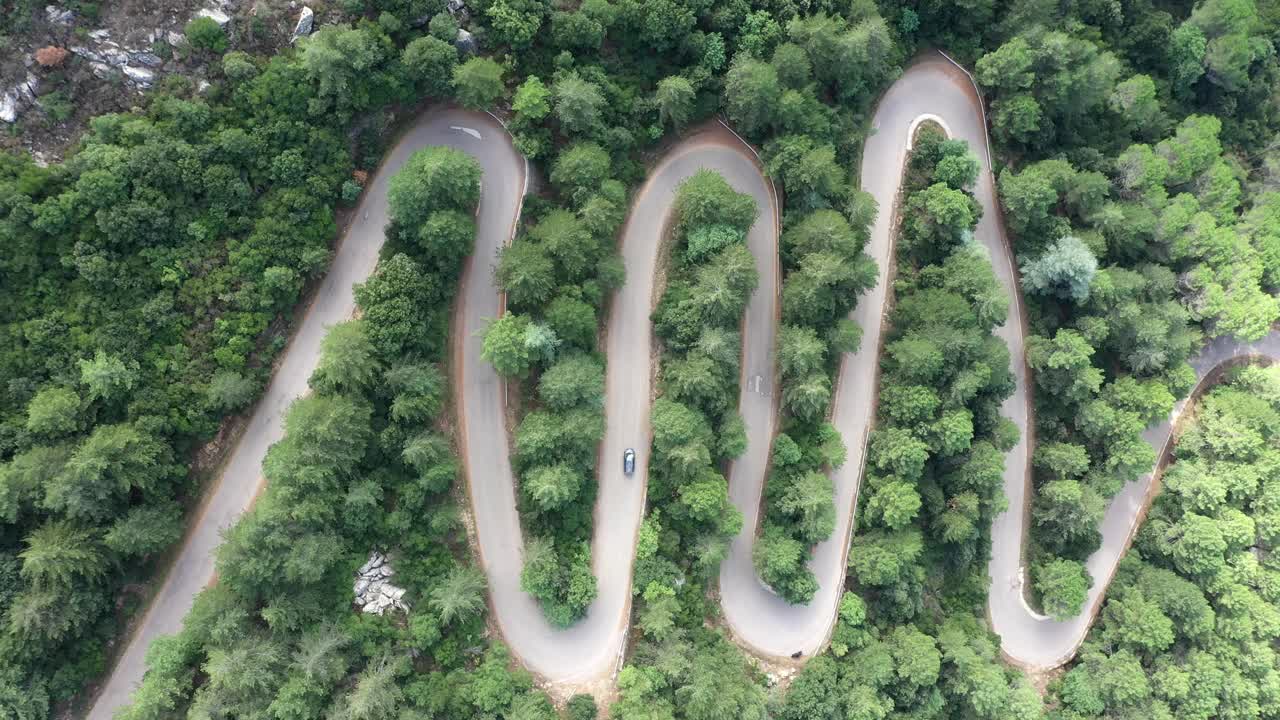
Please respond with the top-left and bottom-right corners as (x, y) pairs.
(1, 0), (1280, 717)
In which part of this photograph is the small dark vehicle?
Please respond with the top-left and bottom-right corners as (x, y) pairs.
(623, 448), (636, 476)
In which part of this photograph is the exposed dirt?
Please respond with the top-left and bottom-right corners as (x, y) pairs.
(1027, 664), (1065, 695)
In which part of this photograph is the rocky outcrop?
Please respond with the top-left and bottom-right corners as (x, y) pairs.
(1, 74), (40, 124)
(353, 552), (410, 616)
(291, 7), (315, 43)
(67, 29), (171, 90)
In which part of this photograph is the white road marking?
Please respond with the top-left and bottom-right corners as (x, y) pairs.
(451, 125), (482, 140)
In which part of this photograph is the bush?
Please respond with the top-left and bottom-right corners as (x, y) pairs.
(221, 50), (256, 80)
(567, 694), (598, 720)
(685, 225), (744, 262)
(184, 16), (228, 53)
(1035, 557), (1091, 621)
(428, 12), (458, 41)
(340, 179), (363, 205)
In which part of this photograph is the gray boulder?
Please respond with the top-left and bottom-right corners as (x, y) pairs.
(123, 66), (156, 87)
(455, 28), (476, 55)
(130, 51), (164, 68)
(70, 45), (106, 63)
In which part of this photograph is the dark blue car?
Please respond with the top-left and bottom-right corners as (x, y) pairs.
(623, 448), (636, 475)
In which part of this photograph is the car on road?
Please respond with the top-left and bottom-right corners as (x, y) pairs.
(623, 448), (636, 475)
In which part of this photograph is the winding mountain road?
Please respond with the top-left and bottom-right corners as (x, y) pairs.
(822, 53), (1280, 673)
(990, 327), (1280, 668)
(85, 109), (525, 720)
(716, 53), (1032, 661)
(457, 126), (779, 688)
(889, 54), (1280, 672)
(89, 56), (1280, 720)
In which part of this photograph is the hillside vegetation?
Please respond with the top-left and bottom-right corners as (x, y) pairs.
(2, 0), (1279, 717)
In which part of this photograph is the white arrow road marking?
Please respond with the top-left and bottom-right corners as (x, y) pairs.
(451, 125), (482, 140)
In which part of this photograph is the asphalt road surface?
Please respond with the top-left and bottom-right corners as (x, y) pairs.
(711, 127), (786, 657)
(457, 126), (781, 687)
(85, 109), (524, 720)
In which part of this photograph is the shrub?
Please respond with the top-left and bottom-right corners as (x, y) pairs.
(567, 694), (598, 720)
(221, 50), (256, 80)
(341, 180), (363, 204)
(185, 16), (228, 53)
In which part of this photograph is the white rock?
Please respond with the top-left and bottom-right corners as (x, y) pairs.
(196, 7), (232, 26)
(89, 61), (114, 79)
(196, 80), (211, 94)
(20, 74), (39, 101)
(353, 551), (408, 614)
(167, 30), (186, 47)
(45, 5), (75, 24)
(88, 28), (112, 41)
(124, 66), (155, 87)
(0, 91), (19, 124)
(290, 6), (314, 42)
